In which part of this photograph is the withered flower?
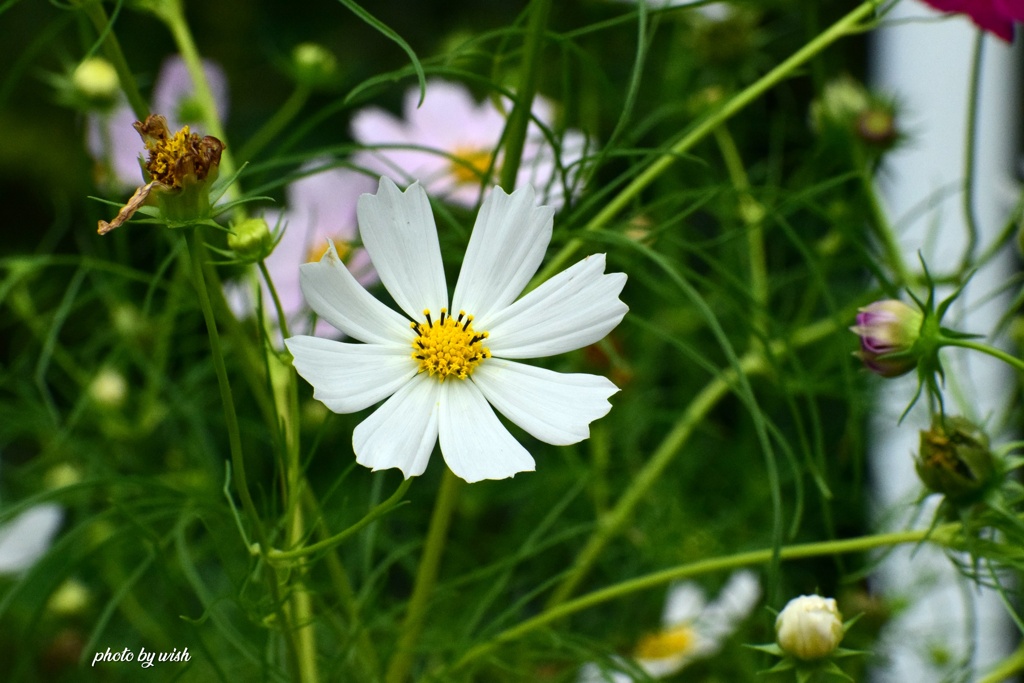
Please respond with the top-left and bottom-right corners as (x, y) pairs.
(98, 114), (224, 234)
(915, 415), (997, 503)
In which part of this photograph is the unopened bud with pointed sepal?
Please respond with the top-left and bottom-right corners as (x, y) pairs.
(916, 415), (997, 503)
(851, 300), (923, 377)
(775, 595), (845, 661)
(228, 217), (274, 263)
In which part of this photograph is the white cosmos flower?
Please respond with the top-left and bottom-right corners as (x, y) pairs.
(285, 176), (627, 483)
(0, 504), (63, 575)
(579, 570), (761, 681)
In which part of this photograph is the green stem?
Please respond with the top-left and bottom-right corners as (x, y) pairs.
(267, 479), (413, 563)
(853, 144), (912, 287)
(942, 338), (1024, 373)
(959, 30), (984, 274)
(385, 470), (462, 683)
(546, 317), (840, 607)
(531, 0), (882, 286)
(156, 0), (243, 207)
(258, 259), (292, 344)
(183, 229), (302, 681)
(499, 0), (551, 191)
(712, 125), (768, 344)
(81, 0), (148, 120)
(237, 85), (312, 163)
(452, 523), (959, 673)
(979, 640), (1024, 683)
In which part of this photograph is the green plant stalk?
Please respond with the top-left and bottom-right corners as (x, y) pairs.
(385, 470), (462, 683)
(959, 31), (984, 274)
(268, 479), (413, 563)
(453, 523), (959, 673)
(238, 85), (312, 163)
(499, 0), (551, 191)
(547, 317), (840, 607)
(157, 0), (242, 207)
(259, 259), (292, 344)
(713, 125), (768, 344)
(852, 144), (912, 287)
(942, 338), (1024, 374)
(979, 640), (1024, 683)
(532, 0), (883, 286)
(81, 0), (148, 120)
(183, 229), (303, 681)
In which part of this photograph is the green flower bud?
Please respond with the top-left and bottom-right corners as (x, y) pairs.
(292, 42), (337, 88)
(72, 57), (120, 110)
(916, 415), (997, 502)
(228, 217), (274, 263)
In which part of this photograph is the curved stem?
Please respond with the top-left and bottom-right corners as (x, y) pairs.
(959, 30), (984, 274)
(546, 317), (841, 607)
(978, 640), (1024, 683)
(854, 144), (912, 287)
(266, 479), (413, 563)
(713, 124), (768, 345)
(238, 85), (312, 163)
(452, 523), (959, 673)
(385, 470), (462, 683)
(531, 0), (883, 287)
(942, 338), (1024, 373)
(258, 259), (292, 344)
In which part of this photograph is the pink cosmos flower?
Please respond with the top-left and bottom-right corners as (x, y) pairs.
(920, 0), (1024, 41)
(87, 55), (228, 191)
(351, 80), (590, 210)
(226, 160), (379, 339)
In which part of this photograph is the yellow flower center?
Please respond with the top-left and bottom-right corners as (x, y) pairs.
(450, 147), (496, 185)
(411, 308), (490, 381)
(633, 625), (697, 660)
(146, 126), (193, 186)
(307, 239), (350, 264)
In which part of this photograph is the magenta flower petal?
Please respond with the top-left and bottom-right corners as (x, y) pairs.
(920, 0), (1020, 41)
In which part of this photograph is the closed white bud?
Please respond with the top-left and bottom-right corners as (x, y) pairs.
(72, 57), (120, 108)
(775, 595), (844, 660)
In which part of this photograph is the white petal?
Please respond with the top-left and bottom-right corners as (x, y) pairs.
(577, 661), (632, 683)
(438, 380), (534, 483)
(451, 184), (553, 323)
(663, 582), (708, 626)
(353, 374), (440, 478)
(471, 358), (617, 445)
(0, 504), (62, 574)
(298, 240), (411, 345)
(356, 177), (448, 319)
(697, 570), (761, 641)
(285, 336), (417, 413)
(482, 254), (628, 358)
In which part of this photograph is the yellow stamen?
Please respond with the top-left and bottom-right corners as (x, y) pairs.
(307, 240), (350, 264)
(450, 148), (496, 185)
(633, 625), (697, 659)
(411, 308), (490, 381)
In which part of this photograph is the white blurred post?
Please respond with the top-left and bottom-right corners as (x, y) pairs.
(868, 2), (1019, 680)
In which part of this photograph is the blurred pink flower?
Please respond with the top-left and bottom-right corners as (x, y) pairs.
(351, 80), (590, 210)
(920, 0), (1024, 41)
(226, 160), (379, 339)
(87, 55), (228, 191)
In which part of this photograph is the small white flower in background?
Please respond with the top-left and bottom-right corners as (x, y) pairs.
(775, 594), (845, 661)
(351, 80), (590, 210)
(285, 177), (627, 483)
(87, 55), (228, 192)
(225, 160), (379, 339)
(0, 504), (63, 575)
(579, 570), (761, 681)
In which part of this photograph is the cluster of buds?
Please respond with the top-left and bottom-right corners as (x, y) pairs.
(98, 114), (224, 234)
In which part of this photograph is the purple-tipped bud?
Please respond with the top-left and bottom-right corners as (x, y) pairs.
(851, 300), (923, 377)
